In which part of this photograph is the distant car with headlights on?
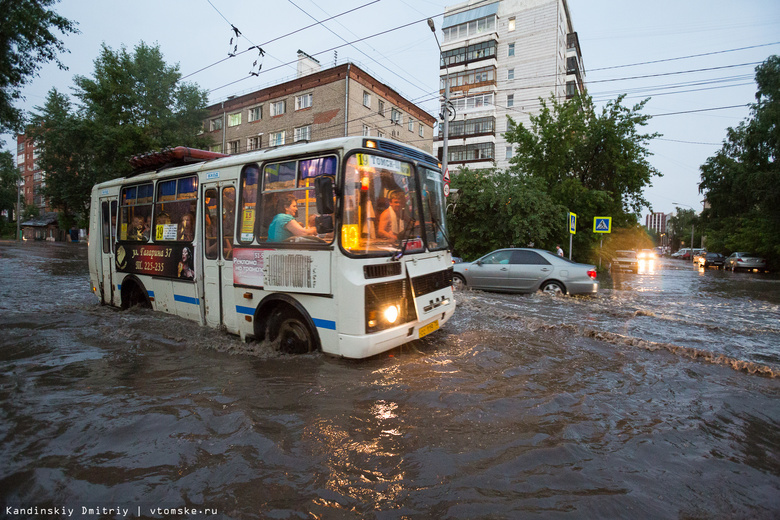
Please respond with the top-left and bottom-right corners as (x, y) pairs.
(612, 250), (639, 273)
(638, 249), (657, 260)
(452, 248), (598, 296)
(725, 252), (767, 272)
(697, 252), (725, 269)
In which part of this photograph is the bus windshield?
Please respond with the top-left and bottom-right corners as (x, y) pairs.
(342, 153), (447, 256)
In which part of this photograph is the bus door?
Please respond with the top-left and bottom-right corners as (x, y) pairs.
(201, 182), (237, 331)
(99, 198), (118, 305)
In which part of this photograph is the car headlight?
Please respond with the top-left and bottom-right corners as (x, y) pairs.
(383, 304), (400, 324)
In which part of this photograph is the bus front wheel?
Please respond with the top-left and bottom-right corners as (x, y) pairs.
(268, 307), (315, 354)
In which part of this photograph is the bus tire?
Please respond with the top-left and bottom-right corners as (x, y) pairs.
(268, 307), (315, 354)
(120, 277), (151, 310)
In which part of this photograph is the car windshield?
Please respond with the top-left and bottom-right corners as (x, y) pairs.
(617, 251), (637, 258)
(341, 153), (447, 257)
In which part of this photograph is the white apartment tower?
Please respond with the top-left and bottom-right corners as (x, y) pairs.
(433, 0), (585, 171)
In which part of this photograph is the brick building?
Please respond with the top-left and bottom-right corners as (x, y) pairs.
(203, 53), (436, 155)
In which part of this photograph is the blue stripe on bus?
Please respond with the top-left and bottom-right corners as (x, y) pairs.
(147, 290), (155, 298)
(235, 306), (336, 331)
(312, 318), (336, 330)
(174, 294), (200, 305)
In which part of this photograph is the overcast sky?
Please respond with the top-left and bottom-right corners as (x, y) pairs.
(4, 0), (779, 220)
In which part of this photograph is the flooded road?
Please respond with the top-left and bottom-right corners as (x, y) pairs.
(1, 241), (779, 519)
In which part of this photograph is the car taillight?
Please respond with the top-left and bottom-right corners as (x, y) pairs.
(587, 270), (597, 280)
(737, 258), (743, 262)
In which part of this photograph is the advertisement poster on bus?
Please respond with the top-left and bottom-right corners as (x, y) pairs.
(115, 244), (195, 280)
(233, 248), (331, 293)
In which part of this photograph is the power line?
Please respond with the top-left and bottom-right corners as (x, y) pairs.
(649, 104), (749, 117)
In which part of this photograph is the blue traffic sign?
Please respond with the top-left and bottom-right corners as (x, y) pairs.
(593, 217), (612, 233)
(569, 212), (577, 234)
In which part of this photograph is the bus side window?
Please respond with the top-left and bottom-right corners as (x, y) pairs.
(204, 188), (219, 260)
(238, 164), (259, 243)
(101, 201), (110, 253)
(222, 187), (235, 260)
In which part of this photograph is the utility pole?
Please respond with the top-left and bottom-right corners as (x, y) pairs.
(428, 19), (451, 177)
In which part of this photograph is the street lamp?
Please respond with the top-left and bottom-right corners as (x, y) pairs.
(427, 18), (451, 178)
(673, 202), (696, 264)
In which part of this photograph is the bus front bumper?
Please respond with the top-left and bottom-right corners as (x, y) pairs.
(335, 304), (455, 359)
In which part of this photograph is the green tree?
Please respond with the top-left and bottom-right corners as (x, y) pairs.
(0, 150), (20, 221)
(447, 168), (563, 260)
(667, 207), (699, 252)
(699, 56), (780, 263)
(0, 0), (78, 137)
(28, 42), (211, 225)
(504, 93), (660, 259)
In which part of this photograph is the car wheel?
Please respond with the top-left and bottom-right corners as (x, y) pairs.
(268, 307), (315, 354)
(453, 274), (467, 291)
(541, 281), (565, 296)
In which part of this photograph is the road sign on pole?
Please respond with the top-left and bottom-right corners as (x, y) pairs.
(569, 212), (577, 234)
(593, 217), (612, 233)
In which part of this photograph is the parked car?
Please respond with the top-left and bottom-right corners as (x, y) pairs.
(725, 252), (767, 272)
(671, 248), (690, 259)
(452, 248), (598, 295)
(697, 252), (725, 269)
(612, 250), (639, 273)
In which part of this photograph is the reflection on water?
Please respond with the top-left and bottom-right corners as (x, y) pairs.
(1, 243), (779, 519)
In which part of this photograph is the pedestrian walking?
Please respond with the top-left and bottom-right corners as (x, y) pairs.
(556, 244), (564, 257)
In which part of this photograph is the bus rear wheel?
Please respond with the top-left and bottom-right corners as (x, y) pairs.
(268, 308), (315, 354)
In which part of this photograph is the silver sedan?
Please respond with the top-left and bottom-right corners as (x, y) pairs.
(452, 248), (599, 295)
(725, 252), (768, 272)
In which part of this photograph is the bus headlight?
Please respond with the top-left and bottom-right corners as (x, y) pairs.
(383, 304), (400, 324)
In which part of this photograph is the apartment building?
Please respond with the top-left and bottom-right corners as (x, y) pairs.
(16, 136), (50, 213)
(204, 52), (436, 155)
(433, 0), (585, 171)
(645, 212), (669, 235)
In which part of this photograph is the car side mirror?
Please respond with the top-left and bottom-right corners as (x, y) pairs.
(476, 259), (482, 266)
(315, 177), (335, 214)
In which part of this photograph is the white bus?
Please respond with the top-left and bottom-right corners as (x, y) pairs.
(88, 137), (455, 358)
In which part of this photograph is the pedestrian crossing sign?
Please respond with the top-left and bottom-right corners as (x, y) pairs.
(593, 217), (612, 233)
(569, 212), (577, 234)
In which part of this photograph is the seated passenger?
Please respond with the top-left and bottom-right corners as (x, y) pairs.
(377, 191), (406, 241)
(268, 194), (316, 242)
(178, 212), (195, 241)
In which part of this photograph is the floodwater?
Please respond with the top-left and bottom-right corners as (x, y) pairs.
(1, 241), (779, 519)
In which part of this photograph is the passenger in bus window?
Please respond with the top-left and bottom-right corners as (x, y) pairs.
(178, 212), (195, 241)
(378, 191), (406, 241)
(268, 193), (316, 241)
(129, 214), (149, 241)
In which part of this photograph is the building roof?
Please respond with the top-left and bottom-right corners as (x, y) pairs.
(21, 212), (59, 228)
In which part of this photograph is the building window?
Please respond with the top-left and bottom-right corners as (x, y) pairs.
(210, 117), (223, 131)
(377, 131), (384, 138)
(507, 94), (514, 107)
(363, 124), (371, 136)
(408, 118), (414, 132)
(444, 142), (495, 162)
(440, 116), (495, 139)
(507, 117), (516, 132)
(508, 43), (515, 56)
(508, 68), (515, 80)
(506, 146), (513, 160)
(508, 17), (516, 32)
(294, 125), (311, 142)
(419, 123), (424, 138)
(295, 93), (313, 110)
(443, 14), (496, 42)
(270, 131), (285, 147)
(271, 100), (286, 116)
(378, 100), (385, 116)
(441, 65), (496, 91)
(210, 144), (222, 153)
(249, 106), (262, 122)
(363, 91), (371, 108)
(228, 140), (240, 154)
(228, 113), (242, 127)
(390, 108), (402, 124)
(247, 135), (262, 150)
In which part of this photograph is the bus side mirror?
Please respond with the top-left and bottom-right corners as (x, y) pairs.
(315, 215), (334, 234)
(315, 177), (335, 214)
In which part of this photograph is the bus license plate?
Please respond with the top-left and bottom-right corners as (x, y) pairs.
(418, 320), (439, 338)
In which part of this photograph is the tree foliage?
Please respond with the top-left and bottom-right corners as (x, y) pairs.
(0, 0), (78, 136)
(503, 93), (661, 260)
(698, 56), (780, 263)
(447, 168), (564, 260)
(28, 42), (211, 225)
(0, 150), (20, 219)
